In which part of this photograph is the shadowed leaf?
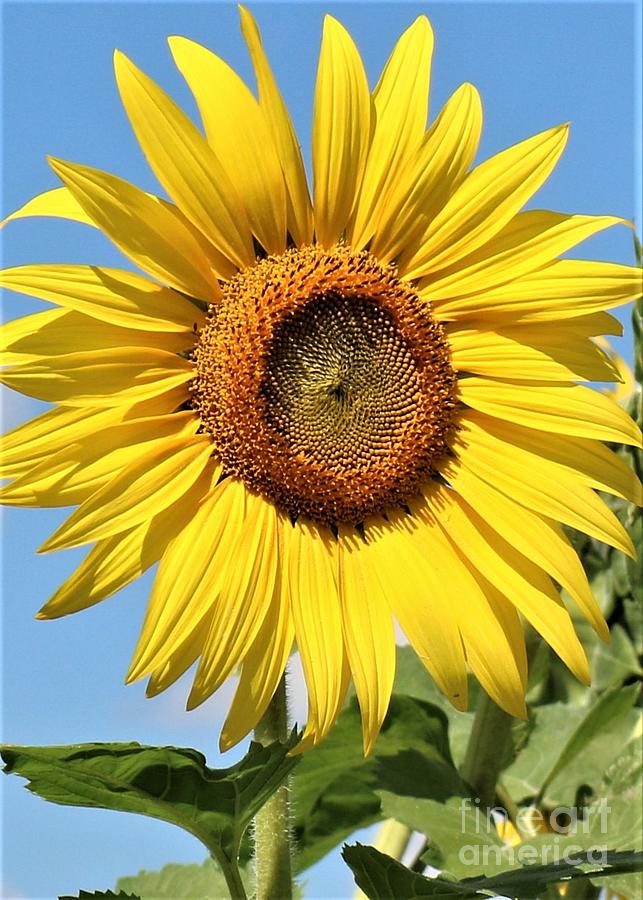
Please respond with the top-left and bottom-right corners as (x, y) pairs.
(343, 843), (643, 899)
(394, 647), (477, 767)
(292, 694), (466, 873)
(59, 892), (139, 899)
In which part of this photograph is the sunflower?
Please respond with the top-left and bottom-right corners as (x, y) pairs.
(1, 9), (641, 755)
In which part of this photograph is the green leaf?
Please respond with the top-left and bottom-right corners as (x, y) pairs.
(342, 843), (643, 899)
(590, 624), (643, 690)
(587, 737), (642, 898)
(524, 639), (553, 705)
(598, 738), (642, 847)
(535, 685), (640, 802)
(611, 548), (632, 597)
(394, 646), (476, 767)
(114, 858), (308, 900)
(474, 849), (643, 899)
(115, 858), (248, 900)
(632, 231), (642, 385)
(1, 737), (298, 879)
(59, 893), (139, 899)
(292, 694), (465, 873)
(293, 665), (528, 876)
(552, 553), (641, 700)
(623, 595), (643, 655)
(501, 738), (642, 896)
(548, 614), (642, 703)
(624, 515), (643, 611)
(634, 231), (643, 267)
(501, 704), (585, 802)
(344, 843), (468, 897)
(379, 791), (507, 879)
(502, 687), (640, 806)
(610, 870), (643, 900)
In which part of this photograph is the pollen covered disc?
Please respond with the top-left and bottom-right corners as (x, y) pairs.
(192, 245), (458, 525)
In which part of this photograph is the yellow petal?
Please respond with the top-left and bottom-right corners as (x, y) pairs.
(287, 518), (349, 744)
(443, 458), (608, 638)
(363, 512), (468, 710)
(372, 83), (482, 263)
(114, 50), (254, 271)
(447, 324), (619, 382)
(0, 265), (205, 333)
(470, 413), (642, 505)
(434, 259), (643, 322)
(454, 416), (635, 557)
(0, 309), (191, 368)
(128, 476), (245, 681)
(429, 485), (590, 684)
(39, 435), (213, 551)
(399, 500), (526, 718)
(239, 6), (314, 246)
(312, 16), (371, 247)
(145, 628), (205, 698)
(2, 185), (225, 290)
(169, 35), (287, 256)
(597, 337), (637, 405)
(338, 527), (396, 753)
(221, 517), (295, 750)
(1, 186), (96, 228)
(38, 527), (149, 618)
(48, 157), (221, 301)
(476, 580), (529, 692)
(0, 388), (190, 478)
(1, 411), (199, 507)
(556, 312), (623, 337)
(37, 466), (214, 620)
(459, 378), (642, 447)
(420, 211), (624, 303)
(2, 406), (116, 478)
(0, 347), (193, 407)
(349, 16), (434, 249)
(188, 491), (280, 707)
(0, 309), (64, 367)
(401, 124), (569, 279)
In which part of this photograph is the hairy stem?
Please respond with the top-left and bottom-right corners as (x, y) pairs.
(253, 674), (293, 900)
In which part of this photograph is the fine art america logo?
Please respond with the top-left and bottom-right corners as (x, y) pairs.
(459, 798), (612, 867)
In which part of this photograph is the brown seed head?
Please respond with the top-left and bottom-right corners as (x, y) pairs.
(192, 245), (458, 526)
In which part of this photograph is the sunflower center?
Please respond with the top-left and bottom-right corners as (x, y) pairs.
(263, 293), (422, 468)
(192, 245), (458, 526)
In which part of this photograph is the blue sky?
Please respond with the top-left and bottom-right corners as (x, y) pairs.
(1, 2), (640, 898)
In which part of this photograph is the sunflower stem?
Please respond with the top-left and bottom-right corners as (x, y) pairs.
(374, 818), (413, 861)
(460, 691), (514, 809)
(253, 674), (294, 900)
(212, 850), (248, 900)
